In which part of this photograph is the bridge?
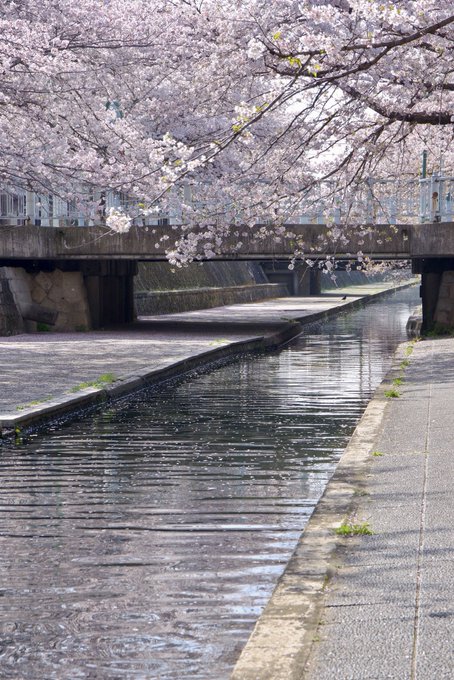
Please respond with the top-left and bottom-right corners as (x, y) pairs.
(2, 219), (454, 258)
(1, 221), (454, 333)
(0, 222), (414, 261)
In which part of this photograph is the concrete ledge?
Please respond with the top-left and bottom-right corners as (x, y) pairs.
(230, 343), (412, 679)
(0, 223), (413, 260)
(0, 330), (294, 437)
(0, 389), (108, 432)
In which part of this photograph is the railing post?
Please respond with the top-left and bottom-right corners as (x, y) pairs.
(444, 182), (453, 222)
(419, 179), (429, 223)
(389, 194), (397, 225)
(25, 191), (37, 225)
(431, 173), (441, 222)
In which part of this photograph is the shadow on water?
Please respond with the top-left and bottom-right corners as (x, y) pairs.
(0, 287), (419, 679)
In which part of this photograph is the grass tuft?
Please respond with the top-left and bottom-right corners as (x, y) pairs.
(69, 373), (116, 393)
(424, 323), (454, 338)
(16, 396), (53, 411)
(335, 521), (374, 537)
(384, 388), (400, 398)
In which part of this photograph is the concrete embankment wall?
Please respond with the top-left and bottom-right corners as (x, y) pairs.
(136, 260), (270, 290)
(320, 269), (407, 290)
(135, 261), (288, 315)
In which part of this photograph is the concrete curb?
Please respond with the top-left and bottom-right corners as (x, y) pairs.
(229, 341), (412, 680)
(0, 282), (415, 438)
(0, 328), (294, 437)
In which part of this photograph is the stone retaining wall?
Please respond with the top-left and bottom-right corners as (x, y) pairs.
(0, 266), (91, 334)
(28, 269), (91, 331)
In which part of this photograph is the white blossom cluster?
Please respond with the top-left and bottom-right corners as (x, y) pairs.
(105, 208), (132, 234)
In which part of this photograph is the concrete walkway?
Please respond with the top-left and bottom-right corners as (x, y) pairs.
(0, 281), (407, 435)
(231, 336), (454, 680)
(304, 337), (454, 680)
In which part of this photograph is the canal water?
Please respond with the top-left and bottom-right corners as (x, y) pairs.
(0, 287), (419, 679)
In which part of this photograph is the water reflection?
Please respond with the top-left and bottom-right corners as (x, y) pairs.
(0, 287), (418, 679)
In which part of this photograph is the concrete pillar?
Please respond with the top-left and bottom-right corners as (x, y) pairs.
(414, 257), (454, 333)
(261, 261), (321, 297)
(421, 271), (442, 333)
(310, 268), (321, 295)
(293, 263), (310, 296)
(82, 260), (137, 329)
(294, 264), (321, 296)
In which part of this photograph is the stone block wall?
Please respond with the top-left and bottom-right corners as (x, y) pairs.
(1, 266), (34, 333)
(0, 266), (91, 334)
(434, 271), (454, 327)
(28, 269), (91, 331)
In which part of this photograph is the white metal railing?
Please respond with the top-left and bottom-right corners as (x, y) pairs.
(1, 176), (453, 227)
(419, 174), (454, 223)
(294, 177), (452, 225)
(0, 189), (182, 227)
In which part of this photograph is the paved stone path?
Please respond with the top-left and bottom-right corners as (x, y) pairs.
(302, 337), (454, 679)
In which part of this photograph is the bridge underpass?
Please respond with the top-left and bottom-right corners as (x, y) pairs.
(1, 222), (454, 332)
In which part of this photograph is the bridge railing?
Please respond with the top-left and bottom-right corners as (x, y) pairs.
(294, 177), (454, 225)
(1, 176), (453, 227)
(419, 174), (454, 222)
(0, 190), (182, 228)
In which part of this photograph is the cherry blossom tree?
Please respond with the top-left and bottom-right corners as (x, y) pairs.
(0, 0), (453, 261)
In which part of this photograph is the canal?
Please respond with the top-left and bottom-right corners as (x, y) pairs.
(0, 286), (419, 679)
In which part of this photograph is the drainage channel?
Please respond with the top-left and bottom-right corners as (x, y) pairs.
(0, 286), (419, 679)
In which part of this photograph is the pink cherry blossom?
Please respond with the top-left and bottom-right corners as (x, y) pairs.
(0, 1), (452, 263)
